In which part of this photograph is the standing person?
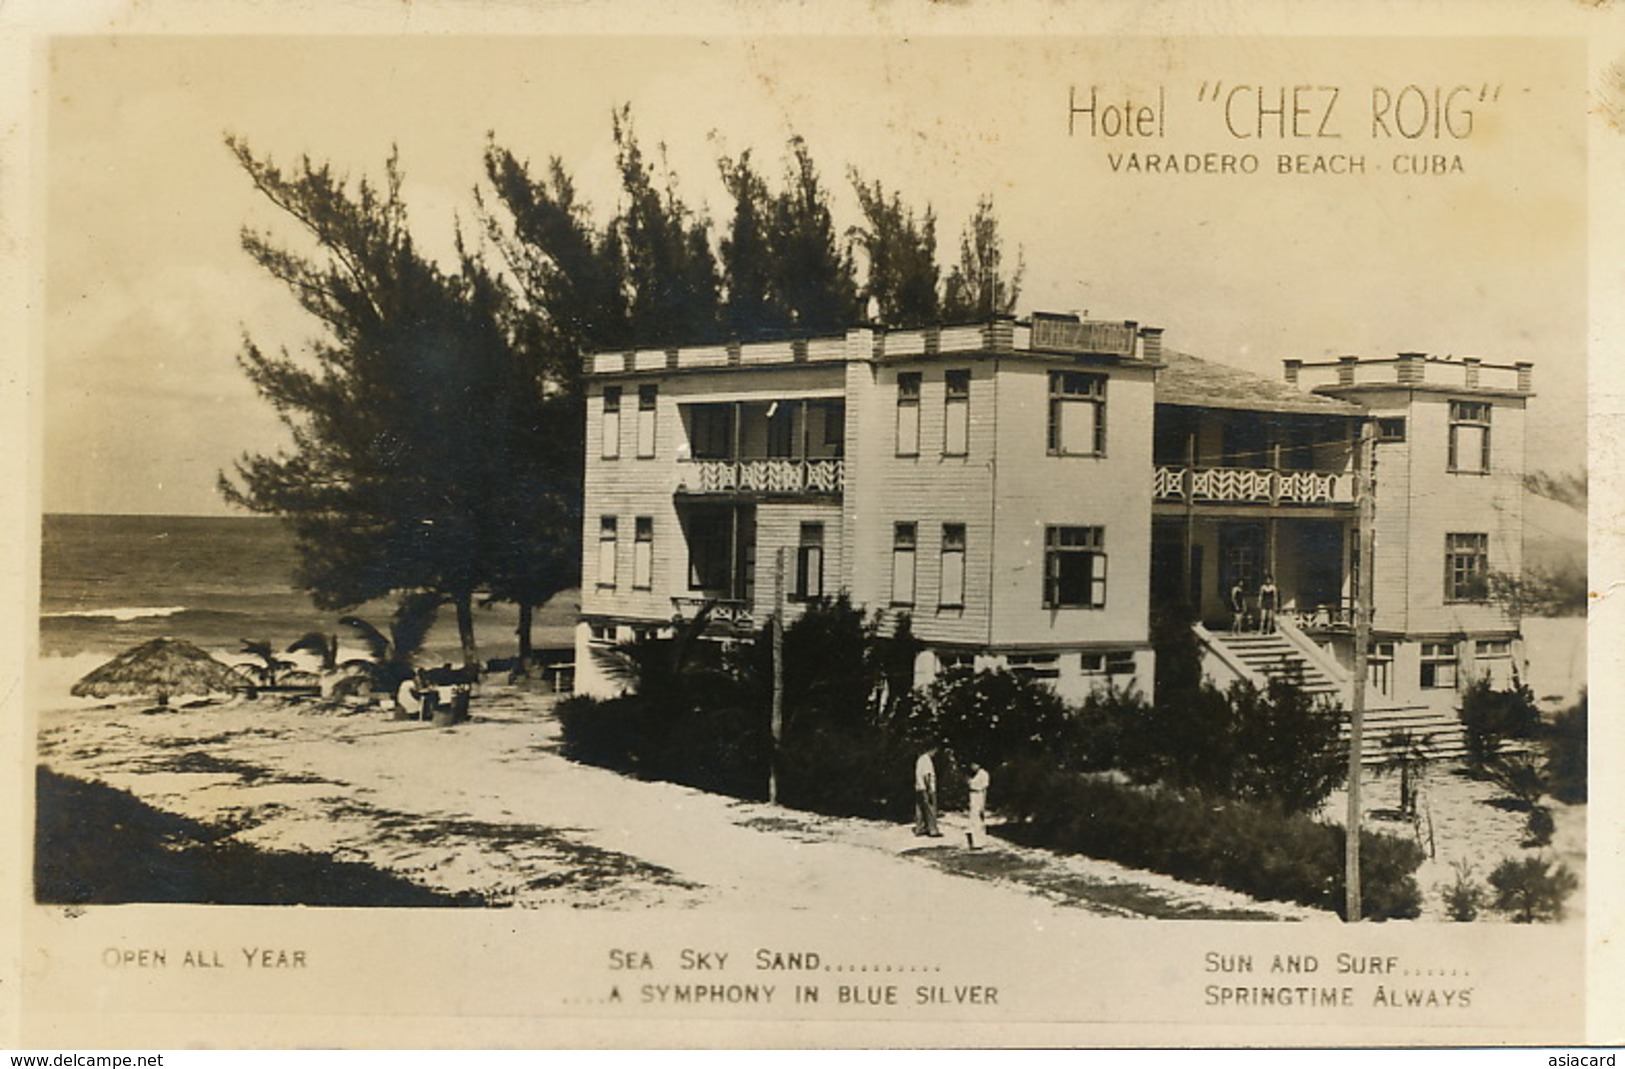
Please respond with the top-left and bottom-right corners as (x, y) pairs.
(1258, 573), (1280, 634)
(1228, 576), (1248, 633)
(965, 760), (990, 849)
(913, 747), (942, 837)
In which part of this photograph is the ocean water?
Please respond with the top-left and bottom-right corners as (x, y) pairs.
(39, 514), (577, 666)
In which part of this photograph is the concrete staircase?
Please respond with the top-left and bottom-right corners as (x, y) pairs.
(1216, 631), (1343, 699)
(1199, 627), (1468, 765)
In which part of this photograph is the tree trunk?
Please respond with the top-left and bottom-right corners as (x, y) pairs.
(454, 592), (480, 677)
(516, 602), (534, 676)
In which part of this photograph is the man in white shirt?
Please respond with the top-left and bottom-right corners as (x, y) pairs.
(914, 747), (942, 837)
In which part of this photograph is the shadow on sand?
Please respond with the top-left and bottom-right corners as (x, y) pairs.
(34, 766), (484, 907)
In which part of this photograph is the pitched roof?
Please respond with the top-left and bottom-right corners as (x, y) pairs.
(1155, 350), (1364, 416)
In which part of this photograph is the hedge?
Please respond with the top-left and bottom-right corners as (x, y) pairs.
(992, 758), (1423, 920)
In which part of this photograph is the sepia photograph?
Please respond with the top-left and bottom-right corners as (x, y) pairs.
(5, 2), (1617, 1049)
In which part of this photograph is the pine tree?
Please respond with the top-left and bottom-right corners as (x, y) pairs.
(218, 137), (544, 673)
(942, 196), (1025, 321)
(719, 137), (858, 338)
(850, 173), (940, 327)
(612, 107), (724, 346)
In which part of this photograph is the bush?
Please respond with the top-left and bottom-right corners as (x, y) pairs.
(1488, 856), (1579, 923)
(1229, 678), (1345, 815)
(778, 719), (912, 821)
(555, 686), (770, 801)
(1073, 676), (1344, 816)
(1523, 806), (1556, 848)
(992, 758), (1422, 919)
(555, 695), (645, 773)
(1439, 860), (1487, 922)
(911, 668), (1075, 770)
(1484, 751), (1546, 810)
(1544, 693), (1587, 804)
(1459, 677), (1541, 769)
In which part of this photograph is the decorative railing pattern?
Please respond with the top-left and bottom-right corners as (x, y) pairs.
(1154, 466), (1352, 505)
(671, 597), (755, 631)
(678, 458), (845, 496)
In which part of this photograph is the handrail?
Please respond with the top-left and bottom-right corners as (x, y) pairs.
(1274, 616), (1352, 692)
(1191, 622), (1267, 688)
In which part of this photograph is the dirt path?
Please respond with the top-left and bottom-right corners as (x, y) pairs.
(35, 686), (1327, 920)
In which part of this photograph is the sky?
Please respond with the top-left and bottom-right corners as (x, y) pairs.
(40, 33), (1588, 516)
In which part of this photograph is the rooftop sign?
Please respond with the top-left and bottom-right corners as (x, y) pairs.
(1029, 316), (1138, 357)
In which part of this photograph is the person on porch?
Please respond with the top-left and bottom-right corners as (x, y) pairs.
(1228, 576), (1249, 633)
(1258, 573), (1280, 633)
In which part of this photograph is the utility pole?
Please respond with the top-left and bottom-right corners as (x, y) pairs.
(770, 546), (786, 804)
(1346, 420), (1378, 922)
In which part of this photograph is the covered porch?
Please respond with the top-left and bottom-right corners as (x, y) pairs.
(1151, 515), (1355, 634)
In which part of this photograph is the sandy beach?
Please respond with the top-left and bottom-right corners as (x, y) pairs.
(31, 648), (1586, 924)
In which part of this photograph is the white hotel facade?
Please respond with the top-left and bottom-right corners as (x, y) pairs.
(573, 313), (1532, 750)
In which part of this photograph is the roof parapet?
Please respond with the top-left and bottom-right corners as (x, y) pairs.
(1284, 352), (1533, 395)
(585, 313), (1163, 376)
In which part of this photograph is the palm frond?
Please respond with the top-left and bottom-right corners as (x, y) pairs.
(338, 615), (391, 661)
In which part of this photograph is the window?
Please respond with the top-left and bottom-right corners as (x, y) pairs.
(686, 511), (731, 592)
(940, 523), (966, 608)
(1007, 653), (1060, 679)
(637, 384), (658, 458)
(896, 372), (922, 456)
(597, 516), (618, 588)
(602, 387), (622, 459)
(891, 522), (917, 606)
(1048, 372), (1107, 456)
(1368, 641), (1395, 696)
(794, 523), (825, 601)
(633, 517), (653, 590)
(944, 370), (970, 456)
(1081, 650), (1136, 675)
(766, 402), (795, 459)
(1445, 533), (1489, 602)
(1448, 401), (1491, 473)
(938, 650), (976, 674)
(689, 405), (732, 460)
(1421, 641), (1459, 689)
(1377, 417), (1407, 443)
(1476, 639), (1512, 658)
(589, 622), (616, 644)
(1044, 526), (1107, 609)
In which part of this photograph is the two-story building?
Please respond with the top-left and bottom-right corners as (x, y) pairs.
(574, 313), (1532, 746)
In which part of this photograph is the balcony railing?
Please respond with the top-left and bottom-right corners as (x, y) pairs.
(677, 458), (845, 496)
(671, 596), (755, 632)
(1154, 465), (1354, 505)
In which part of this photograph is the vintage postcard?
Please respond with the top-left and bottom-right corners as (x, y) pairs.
(2, 0), (1619, 1049)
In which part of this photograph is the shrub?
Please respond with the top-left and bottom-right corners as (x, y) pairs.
(555, 695), (645, 773)
(1544, 693), (1587, 804)
(1076, 676), (1343, 816)
(1439, 860), (1487, 922)
(1071, 683), (1151, 774)
(1488, 856), (1579, 923)
(1230, 678), (1345, 816)
(1459, 676), (1541, 769)
(1484, 751), (1546, 810)
(911, 668), (1075, 770)
(992, 758), (1422, 919)
(777, 719), (911, 821)
(1523, 806), (1556, 848)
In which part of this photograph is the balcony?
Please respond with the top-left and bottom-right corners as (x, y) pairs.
(1154, 465), (1353, 506)
(671, 596), (756, 634)
(676, 458), (846, 498)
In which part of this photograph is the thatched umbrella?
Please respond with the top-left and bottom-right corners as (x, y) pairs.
(71, 637), (253, 709)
